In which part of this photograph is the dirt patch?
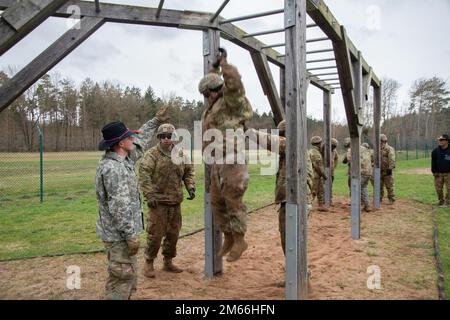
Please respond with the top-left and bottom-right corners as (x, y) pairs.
(401, 168), (432, 175)
(0, 198), (437, 300)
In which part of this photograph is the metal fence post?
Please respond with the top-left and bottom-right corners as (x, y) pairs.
(37, 125), (43, 203)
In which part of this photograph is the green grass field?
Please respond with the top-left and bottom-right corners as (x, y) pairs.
(1, 152), (449, 298)
(0, 152), (276, 260)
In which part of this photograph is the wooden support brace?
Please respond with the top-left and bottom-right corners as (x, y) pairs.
(333, 26), (359, 136)
(0, 16), (105, 113)
(202, 29), (223, 278)
(0, 0), (69, 55)
(250, 51), (285, 125)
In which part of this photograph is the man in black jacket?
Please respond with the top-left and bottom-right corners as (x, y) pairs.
(432, 134), (450, 207)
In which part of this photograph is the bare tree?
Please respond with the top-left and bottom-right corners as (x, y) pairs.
(381, 77), (401, 126)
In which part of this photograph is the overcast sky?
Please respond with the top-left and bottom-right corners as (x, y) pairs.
(1, 0), (449, 124)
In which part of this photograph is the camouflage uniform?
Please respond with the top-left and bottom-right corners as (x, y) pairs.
(347, 145), (373, 209)
(431, 143), (450, 206)
(249, 128), (313, 255)
(380, 143), (396, 203)
(434, 174), (450, 205)
(201, 60), (253, 241)
(95, 118), (160, 300)
(310, 145), (327, 205)
(139, 143), (195, 263)
(343, 143), (351, 193)
(320, 141), (339, 204)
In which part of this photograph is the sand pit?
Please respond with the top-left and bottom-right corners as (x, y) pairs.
(0, 198), (438, 300)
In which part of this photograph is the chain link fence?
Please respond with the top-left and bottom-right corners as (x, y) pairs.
(390, 138), (439, 162)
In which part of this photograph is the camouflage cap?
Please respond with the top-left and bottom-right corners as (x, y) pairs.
(311, 136), (322, 145)
(157, 123), (176, 137)
(344, 137), (351, 148)
(198, 73), (224, 95)
(331, 138), (339, 147)
(277, 120), (286, 132)
(380, 134), (388, 142)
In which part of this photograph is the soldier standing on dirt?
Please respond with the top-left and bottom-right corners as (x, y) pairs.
(346, 143), (373, 212)
(431, 134), (450, 207)
(198, 48), (253, 262)
(139, 123), (196, 278)
(247, 120), (314, 256)
(310, 136), (329, 212)
(342, 138), (352, 195)
(380, 134), (396, 205)
(95, 105), (168, 300)
(321, 138), (339, 206)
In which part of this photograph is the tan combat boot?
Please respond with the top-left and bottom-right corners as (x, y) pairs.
(163, 257), (183, 273)
(226, 233), (248, 262)
(143, 259), (155, 278)
(218, 232), (234, 257)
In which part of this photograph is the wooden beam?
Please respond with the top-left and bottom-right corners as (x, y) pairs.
(350, 51), (363, 240)
(333, 26), (359, 136)
(284, 0), (308, 300)
(306, 0), (380, 87)
(373, 85), (382, 209)
(250, 51), (285, 125)
(0, 0), (217, 30)
(0, 16), (105, 113)
(0, 0), (334, 92)
(323, 90), (332, 206)
(0, 0), (69, 55)
(202, 29), (223, 278)
(353, 51), (363, 126)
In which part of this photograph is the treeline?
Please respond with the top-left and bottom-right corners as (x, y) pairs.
(2, 70), (447, 153)
(360, 76), (450, 150)
(0, 71), (284, 152)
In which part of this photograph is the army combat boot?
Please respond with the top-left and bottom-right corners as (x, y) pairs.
(143, 259), (155, 278)
(218, 232), (234, 257)
(226, 232), (248, 262)
(163, 257), (183, 273)
(317, 204), (329, 212)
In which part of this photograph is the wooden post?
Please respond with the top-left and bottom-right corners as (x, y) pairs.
(0, 0), (69, 56)
(202, 29), (223, 278)
(0, 16), (105, 113)
(373, 85), (382, 209)
(350, 54), (363, 240)
(250, 51), (285, 125)
(323, 90), (332, 206)
(284, 0), (308, 300)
